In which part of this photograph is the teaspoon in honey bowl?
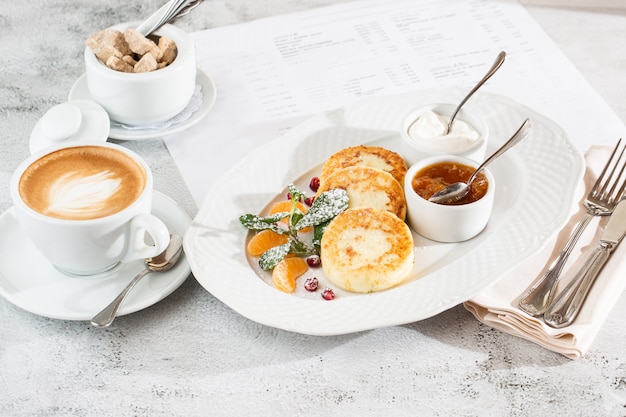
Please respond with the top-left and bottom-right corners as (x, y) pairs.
(91, 234), (183, 328)
(429, 118), (531, 204)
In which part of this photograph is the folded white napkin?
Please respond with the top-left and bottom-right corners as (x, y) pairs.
(464, 146), (626, 359)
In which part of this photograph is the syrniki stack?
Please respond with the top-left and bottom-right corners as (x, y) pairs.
(321, 207), (415, 293)
(316, 165), (407, 220)
(320, 145), (408, 187)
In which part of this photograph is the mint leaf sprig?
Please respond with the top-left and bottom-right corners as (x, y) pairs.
(240, 184), (348, 270)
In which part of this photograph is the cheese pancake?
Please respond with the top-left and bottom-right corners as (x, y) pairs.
(320, 145), (407, 186)
(321, 207), (415, 293)
(316, 165), (406, 220)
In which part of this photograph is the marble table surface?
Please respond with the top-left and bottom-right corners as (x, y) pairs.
(1, 1), (625, 416)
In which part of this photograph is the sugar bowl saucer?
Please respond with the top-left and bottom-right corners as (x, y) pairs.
(68, 68), (216, 140)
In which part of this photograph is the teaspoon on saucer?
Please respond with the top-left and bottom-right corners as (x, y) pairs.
(91, 234), (184, 328)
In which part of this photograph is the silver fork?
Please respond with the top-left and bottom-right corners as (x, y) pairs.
(518, 139), (626, 316)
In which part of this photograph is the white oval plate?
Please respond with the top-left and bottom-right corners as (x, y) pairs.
(185, 89), (585, 336)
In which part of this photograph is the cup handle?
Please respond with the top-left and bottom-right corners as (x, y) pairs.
(122, 213), (170, 262)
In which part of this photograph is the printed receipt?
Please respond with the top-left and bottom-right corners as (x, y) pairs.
(164, 0), (626, 205)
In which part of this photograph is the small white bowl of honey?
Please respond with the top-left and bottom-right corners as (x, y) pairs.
(403, 155), (495, 242)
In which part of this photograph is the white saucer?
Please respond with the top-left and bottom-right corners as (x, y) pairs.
(68, 68), (217, 140)
(0, 191), (192, 321)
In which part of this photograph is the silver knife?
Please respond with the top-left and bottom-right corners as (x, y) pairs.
(544, 198), (626, 328)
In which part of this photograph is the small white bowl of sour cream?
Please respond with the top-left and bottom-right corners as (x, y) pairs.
(400, 103), (488, 165)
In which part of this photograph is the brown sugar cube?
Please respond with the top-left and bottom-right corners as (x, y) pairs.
(92, 44), (123, 64)
(85, 30), (106, 51)
(85, 29), (112, 50)
(149, 45), (163, 62)
(86, 29), (132, 64)
(105, 55), (134, 73)
(124, 28), (157, 56)
(122, 55), (137, 67)
(108, 30), (132, 56)
(134, 52), (158, 73)
(157, 36), (177, 65)
(86, 29), (131, 56)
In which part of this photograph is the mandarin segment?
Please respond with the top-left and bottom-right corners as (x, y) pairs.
(269, 200), (308, 217)
(272, 257), (308, 293)
(269, 200), (312, 232)
(246, 229), (289, 256)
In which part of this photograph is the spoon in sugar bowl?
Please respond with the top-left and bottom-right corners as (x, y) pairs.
(136, 0), (204, 36)
(429, 118), (531, 204)
(91, 234), (184, 328)
(445, 51), (506, 134)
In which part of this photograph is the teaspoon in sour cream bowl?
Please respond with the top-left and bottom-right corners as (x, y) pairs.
(445, 51), (506, 134)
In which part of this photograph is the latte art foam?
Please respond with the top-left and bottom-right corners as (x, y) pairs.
(19, 146), (147, 220)
(45, 170), (122, 218)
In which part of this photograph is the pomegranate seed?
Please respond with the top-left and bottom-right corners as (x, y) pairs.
(306, 255), (321, 267)
(304, 196), (315, 206)
(321, 288), (335, 300)
(304, 277), (318, 292)
(309, 177), (320, 192)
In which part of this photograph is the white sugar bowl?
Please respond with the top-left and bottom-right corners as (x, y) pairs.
(84, 22), (196, 126)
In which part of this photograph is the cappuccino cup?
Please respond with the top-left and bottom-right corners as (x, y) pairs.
(10, 143), (170, 276)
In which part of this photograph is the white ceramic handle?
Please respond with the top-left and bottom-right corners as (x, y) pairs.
(122, 213), (170, 262)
